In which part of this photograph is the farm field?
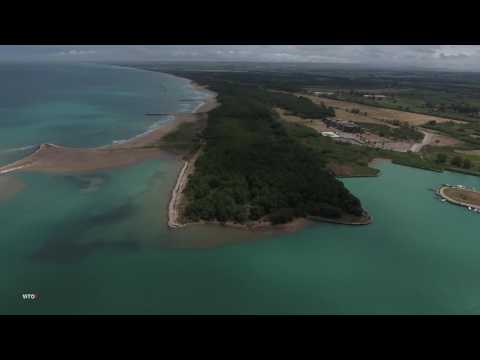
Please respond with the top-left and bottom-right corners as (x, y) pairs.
(303, 94), (466, 126)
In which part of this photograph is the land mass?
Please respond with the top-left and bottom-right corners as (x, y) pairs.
(158, 71), (372, 229)
(7, 63), (480, 231)
(438, 186), (480, 210)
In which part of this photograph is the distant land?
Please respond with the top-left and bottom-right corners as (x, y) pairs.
(125, 62), (480, 229)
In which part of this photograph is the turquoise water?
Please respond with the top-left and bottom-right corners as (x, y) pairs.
(2, 160), (480, 314)
(0, 63), (208, 165)
(2, 63), (480, 314)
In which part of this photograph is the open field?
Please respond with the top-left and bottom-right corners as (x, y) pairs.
(276, 107), (420, 153)
(302, 94), (466, 126)
(424, 130), (463, 147)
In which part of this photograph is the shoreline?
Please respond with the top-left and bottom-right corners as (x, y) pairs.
(437, 186), (480, 211)
(0, 79), (218, 176)
(168, 149), (203, 228)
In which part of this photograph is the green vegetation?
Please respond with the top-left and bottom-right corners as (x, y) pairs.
(266, 91), (335, 118)
(127, 63), (480, 203)
(451, 155), (463, 167)
(423, 121), (480, 146)
(388, 151), (443, 172)
(282, 121), (380, 176)
(412, 145), (480, 175)
(160, 121), (204, 153)
(435, 153), (447, 164)
(165, 74), (364, 225)
(361, 123), (424, 141)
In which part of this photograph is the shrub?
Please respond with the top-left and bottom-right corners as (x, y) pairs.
(463, 158), (472, 169)
(451, 155), (463, 167)
(269, 208), (296, 225)
(310, 204), (342, 218)
(435, 153), (447, 164)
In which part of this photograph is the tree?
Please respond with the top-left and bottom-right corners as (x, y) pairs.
(463, 158), (472, 169)
(451, 155), (463, 167)
(435, 153), (447, 164)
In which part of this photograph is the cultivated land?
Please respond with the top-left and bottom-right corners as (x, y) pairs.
(303, 94), (466, 126)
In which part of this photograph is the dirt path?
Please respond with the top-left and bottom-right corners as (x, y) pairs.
(167, 149), (201, 229)
(410, 131), (433, 152)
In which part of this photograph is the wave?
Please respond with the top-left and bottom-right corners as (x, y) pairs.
(0, 145), (37, 154)
(147, 115), (174, 131)
(112, 139), (129, 145)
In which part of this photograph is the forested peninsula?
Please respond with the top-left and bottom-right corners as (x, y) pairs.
(161, 71), (370, 227)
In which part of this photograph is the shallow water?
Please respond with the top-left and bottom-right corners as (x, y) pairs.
(0, 62), (207, 165)
(2, 63), (480, 314)
(2, 160), (480, 314)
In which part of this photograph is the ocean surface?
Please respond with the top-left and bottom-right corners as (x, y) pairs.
(2, 63), (480, 314)
(0, 62), (209, 165)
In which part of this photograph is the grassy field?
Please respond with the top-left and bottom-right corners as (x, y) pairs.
(304, 94), (464, 126)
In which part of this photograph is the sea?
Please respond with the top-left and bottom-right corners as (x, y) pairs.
(1, 63), (480, 314)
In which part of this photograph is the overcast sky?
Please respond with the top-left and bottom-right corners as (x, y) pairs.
(2, 45), (480, 71)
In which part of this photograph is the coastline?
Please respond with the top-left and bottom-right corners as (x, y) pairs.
(175, 217), (313, 233)
(0, 80), (218, 175)
(168, 81), (373, 231)
(168, 148), (203, 228)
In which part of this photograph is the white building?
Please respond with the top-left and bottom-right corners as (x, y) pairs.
(321, 131), (340, 138)
(363, 94), (387, 100)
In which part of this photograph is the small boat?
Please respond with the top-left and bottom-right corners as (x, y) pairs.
(441, 199), (447, 202)
(468, 206), (472, 210)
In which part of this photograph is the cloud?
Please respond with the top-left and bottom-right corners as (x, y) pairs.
(3, 45), (480, 71)
(56, 49), (97, 56)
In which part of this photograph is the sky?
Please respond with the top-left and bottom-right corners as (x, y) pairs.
(1, 45), (480, 71)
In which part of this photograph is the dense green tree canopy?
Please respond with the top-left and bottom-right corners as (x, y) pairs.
(173, 73), (363, 224)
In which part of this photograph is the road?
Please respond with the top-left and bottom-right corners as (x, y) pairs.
(410, 131), (433, 152)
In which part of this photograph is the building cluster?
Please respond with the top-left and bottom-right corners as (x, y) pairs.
(363, 94), (387, 100)
(323, 118), (363, 133)
(313, 91), (334, 96)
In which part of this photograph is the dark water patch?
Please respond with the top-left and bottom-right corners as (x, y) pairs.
(87, 200), (137, 226)
(61, 173), (110, 192)
(30, 194), (140, 264)
(31, 236), (102, 264)
(71, 113), (108, 120)
(31, 235), (140, 264)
